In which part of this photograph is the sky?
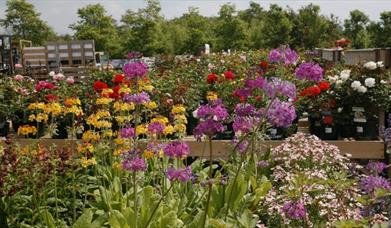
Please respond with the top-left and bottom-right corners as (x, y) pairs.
(0, 0), (390, 35)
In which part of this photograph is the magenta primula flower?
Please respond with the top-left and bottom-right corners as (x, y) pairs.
(147, 122), (165, 135)
(166, 166), (193, 183)
(265, 99), (296, 128)
(295, 62), (323, 82)
(193, 119), (225, 140)
(122, 157), (147, 172)
(268, 46), (298, 65)
(282, 201), (307, 220)
(123, 92), (150, 104)
(163, 141), (190, 158)
(122, 62), (148, 79)
(120, 127), (135, 138)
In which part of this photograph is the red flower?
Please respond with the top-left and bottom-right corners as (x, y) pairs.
(300, 85), (321, 97)
(93, 81), (108, 92)
(113, 85), (121, 94)
(323, 115), (333, 125)
(318, 81), (330, 91)
(259, 61), (268, 70)
(207, 73), (218, 84)
(45, 94), (57, 101)
(112, 74), (125, 84)
(224, 71), (235, 80)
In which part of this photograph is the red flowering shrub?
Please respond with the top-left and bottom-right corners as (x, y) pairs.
(224, 71), (235, 80)
(207, 73), (218, 84)
(300, 85), (321, 97)
(112, 74), (125, 84)
(318, 81), (330, 91)
(93, 81), (108, 92)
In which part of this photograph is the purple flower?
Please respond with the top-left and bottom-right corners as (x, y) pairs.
(123, 62), (148, 79)
(163, 141), (190, 158)
(194, 103), (229, 121)
(257, 161), (269, 168)
(167, 166), (193, 183)
(263, 77), (296, 99)
(245, 76), (265, 90)
(234, 103), (255, 116)
(360, 175), (391, 194)
(123, 92), (150, 104)
(266, 99), (296, 128)
(268, 46), (298, 65)
(120, 127), (135, 138)
(295, 62), (323, 82)
(193, 119), (225, 140)
(366, 162), (388, 175)
(148, 122), (165, 135)
(233, 88), (252, 99)
(233, 117), (254, 135)
(122, 157), (147, 172)
(282, 201), (307, 220)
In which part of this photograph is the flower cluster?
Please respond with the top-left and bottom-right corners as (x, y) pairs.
(268, 46), (298, 65)
(265, 99), (296, 128)
(163, 141), (189, 159)
(122, 62), (148, 80)
(166, 166), (193, 182)
(295, 62), (324, 82)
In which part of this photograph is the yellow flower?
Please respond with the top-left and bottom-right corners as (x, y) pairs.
(174, 124), (187, 134)
(101, 88), (113, 96)
(64, 98), (81, 106)
(113, 148), (126, 156)
(17, 125), (37, 136)
(28, 102), (45, 110)
(144, 101), (157, 109)
(115, 115), (133, 123)
(136, 124), (147, 135)
(171, 105), (186, 114)
(35, 113), (48, 122)
(81, 157), (97, 168)
(102, 130), (113, 138)
(174, 114), (188, 124)
(143, 85), (154, 92)
(143, 150), (154, 159)
(112, 161), (122, 170)
(82, 130), (101, 142)
(119, 86), (131, 94)
(113, 102), (135, 112)
(96, 97), (113, 105)
(207, 91), (218, 101)
(163, 125), (174, 135)
(114, 138), (124, 145)
(44, 102), (62, 116)
(150, 116), (169, 125)
(64, 106), (83, 115)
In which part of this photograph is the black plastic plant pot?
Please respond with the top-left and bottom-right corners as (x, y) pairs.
(309, 116), (323, 138)
(52, 121), (68, 139)
(339, 123), (354, 139)
(0, 121), (9, 137)
(354, 120), (378, 140)
(320, 125), (338, 140)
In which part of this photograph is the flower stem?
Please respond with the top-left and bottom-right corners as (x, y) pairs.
(133, 172), (138, 228)
(201, 137), (213, 228)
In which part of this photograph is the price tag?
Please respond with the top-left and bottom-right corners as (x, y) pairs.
(325, 127), (332, 133)
(356, 126), (364, 133)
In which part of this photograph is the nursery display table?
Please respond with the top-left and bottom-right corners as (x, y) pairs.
(2, 138), (385, 160)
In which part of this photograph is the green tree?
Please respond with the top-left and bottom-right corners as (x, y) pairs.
(120, 0), (167, 56)
(344, 10), (371, 48)
(238, 2), (265, 49)
(0, 0), (55, 45)
(368, 11), (391, 47)
(214, 3), (248, 51)
(69, 4), (121, 57)
(261, 4), (293, 48)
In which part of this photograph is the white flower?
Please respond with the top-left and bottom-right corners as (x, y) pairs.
(377, 61), (384, 68)
(53, 73), (65, 81)
(340, 70), (351, 81)
(336, 80), (343, 87)
(49, 71), (55, 77)
(363, 61), (377, 70)
(364, 77), (376, 88)
(381, 80), (387, 84)
(357, 85), (367, 93)
(338, 107), (343, 113)
(328, 75), (339, 83)
(351, 80), (361, 89)
(192, 110), (198, 118)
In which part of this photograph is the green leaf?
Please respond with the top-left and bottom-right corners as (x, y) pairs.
(72, 209), (93, 228)
(40, 209), (56, 228)
(108, 210), (129, 228)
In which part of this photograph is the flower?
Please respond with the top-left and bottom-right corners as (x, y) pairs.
(351, 81), (362, 89)
(66, 77), (75, 84)
(207, 73), (218, 84)
(357, 85), (367, 93)
(193, 119), (225, 139)
(299, 86), (318, 97)
(93, 81), (108, 92)
(17, 125), (37, 136)
(171, 105), (186, 114)
(49, 71), (55, 77)
(120, 127), (135, 138)
(14, 74), (24, 81)
(163, 141), (189, 158)
(35, 81), (56, 91)
(257, 161), (269, 168)
(234, 103), (255, 116)
(147, 122), (165, 135)
(363, 61), (377, 70)
(45, 94), (57, 101)
(364, 78), (376, 88)
(112, 74), (125, 84)
(166, 166), (193, 182)
(268, 46), (298, 65)
(123, 62), (148, 79)
(360, 175), (391, 194)
(259, 61), (269, 70)
(318, 81), (330, 91)
(122, 157), (147, 172)
(282, 201), (307, 220)
(224, 70), (235, 80)
(263, 77), (296, 99)
(245, 76), (265, 90)
(366, 162), (388, 175)
(233, 117), (254, 135)
(265, 99), (296, 128)
(53, 73), (65, 81)
(123, 92), (150, 104)
(377, 61), (384, 68)
(340, 69), (351, 81)
(295, 62), (323, 82)
(323, 115), (333, 125)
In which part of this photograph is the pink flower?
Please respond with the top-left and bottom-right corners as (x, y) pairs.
(14, 75), (24, 81)
(66, 77), (75, 84)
